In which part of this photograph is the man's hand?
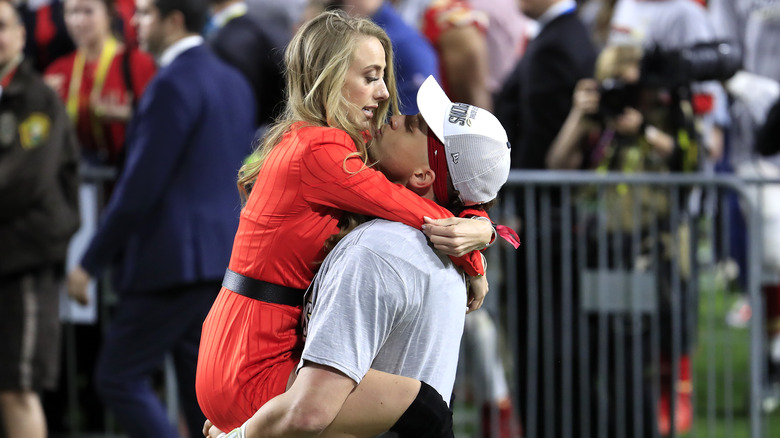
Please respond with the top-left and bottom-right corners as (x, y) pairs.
(422, 216), (493, 256)
(67, 266), (91, 306)
(466, 274), (488, 313)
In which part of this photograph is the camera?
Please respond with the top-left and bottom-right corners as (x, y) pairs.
(640, 41), (741, 88)
(598, 78), (640, 118)
(596, 41), (741, 118)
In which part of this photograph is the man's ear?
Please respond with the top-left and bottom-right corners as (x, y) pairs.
(163, 10), (187, 34)
(408, 168), (435, 191)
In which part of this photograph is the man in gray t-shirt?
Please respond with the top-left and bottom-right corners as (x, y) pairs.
(206, 75), (511, 438)
(301, 218), (466, 404)
(299, 72), (512, 410)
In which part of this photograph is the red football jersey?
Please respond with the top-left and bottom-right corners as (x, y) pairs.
(44, 47), (156, 165)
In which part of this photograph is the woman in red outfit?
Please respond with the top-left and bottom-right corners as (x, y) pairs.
(196, 10), (494, 435)
(44, 0), (155, 167)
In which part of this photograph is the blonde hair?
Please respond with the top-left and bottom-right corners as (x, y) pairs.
(237, 10), (399, 200)
(595, 44), (643, 82)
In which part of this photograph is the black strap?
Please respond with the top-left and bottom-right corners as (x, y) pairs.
(222, 268), (305, 307)
(121, 47), (136, 109)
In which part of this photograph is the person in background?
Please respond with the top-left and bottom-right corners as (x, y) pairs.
(16, 0), (75, 71)
(755, 95), (780, 400)
(65, 0), (256, 436)
(709, 0), (780, 406)
(207, 0), (286, 131)
(470, 0), (529, 100)
(608, 1), (732, 432)
(494, 1), (597, 437)
(43, 0), (155, 168)
(0, 0), (80, 436)
(246, 0), (305, 40)
(578, 0), (618, 49)
(496, 0), (596, 170)
(420, 0), (491, 110)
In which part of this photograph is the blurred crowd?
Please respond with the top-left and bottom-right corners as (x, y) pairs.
(2, 0), (780, 437)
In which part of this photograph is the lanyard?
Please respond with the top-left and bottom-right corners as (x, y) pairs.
(66, 37), (118, 124)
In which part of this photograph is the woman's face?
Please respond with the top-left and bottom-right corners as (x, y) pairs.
(620, 63), (641, 84)
(342, 36), (390, 130)
(64, 0), (111, 49)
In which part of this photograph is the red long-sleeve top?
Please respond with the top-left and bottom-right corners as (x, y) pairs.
(228, 122), (484, 284)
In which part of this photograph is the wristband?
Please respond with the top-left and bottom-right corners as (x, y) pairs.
(470, 216), (497, 249)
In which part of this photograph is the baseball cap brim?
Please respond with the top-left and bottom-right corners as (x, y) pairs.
(416, 75), (451, 144)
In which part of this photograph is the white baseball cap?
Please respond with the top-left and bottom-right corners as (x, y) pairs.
(417, 75), (511, 206)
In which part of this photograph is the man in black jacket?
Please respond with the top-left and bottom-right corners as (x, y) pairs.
(0, 1), (79, 436)
(494, 1), (596, 438)
(496, 0), (596, 170)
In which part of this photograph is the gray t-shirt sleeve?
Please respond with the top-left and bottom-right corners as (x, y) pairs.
(299, 245), (407, 384)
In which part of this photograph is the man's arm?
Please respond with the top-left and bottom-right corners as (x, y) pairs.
(206, 366), (423, 438)
(78, 75), (196, 276)
(438, 24), (492, 110)
(239, 364), (357, 437)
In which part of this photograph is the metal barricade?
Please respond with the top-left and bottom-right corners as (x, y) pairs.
(473, 170), (775, 438)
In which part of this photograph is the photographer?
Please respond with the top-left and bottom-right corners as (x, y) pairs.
(546, 44), (674, 172)
(547, 42), (690, 437)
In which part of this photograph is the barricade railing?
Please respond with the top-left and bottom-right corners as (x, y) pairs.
(475, 170), (775, 438)
(62, 166), (777, 437)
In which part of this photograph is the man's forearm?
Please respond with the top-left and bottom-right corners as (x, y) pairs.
(241, 365), (356, 438)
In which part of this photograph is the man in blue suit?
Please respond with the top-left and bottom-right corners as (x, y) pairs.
(66, 0), (255, 436)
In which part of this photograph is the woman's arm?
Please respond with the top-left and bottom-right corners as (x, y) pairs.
(300, 129), (491, 275)
(546, 79), (600, 170)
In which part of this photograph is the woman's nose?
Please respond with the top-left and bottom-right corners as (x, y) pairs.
(375, 79), (389, 101)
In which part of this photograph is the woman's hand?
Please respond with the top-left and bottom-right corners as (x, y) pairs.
(422, 216), (493, 257)
(203, 419), (229, 438)
(67, 266), (91, 306)
(466, 274), (488, 313)
(572, 79), (600, 116)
